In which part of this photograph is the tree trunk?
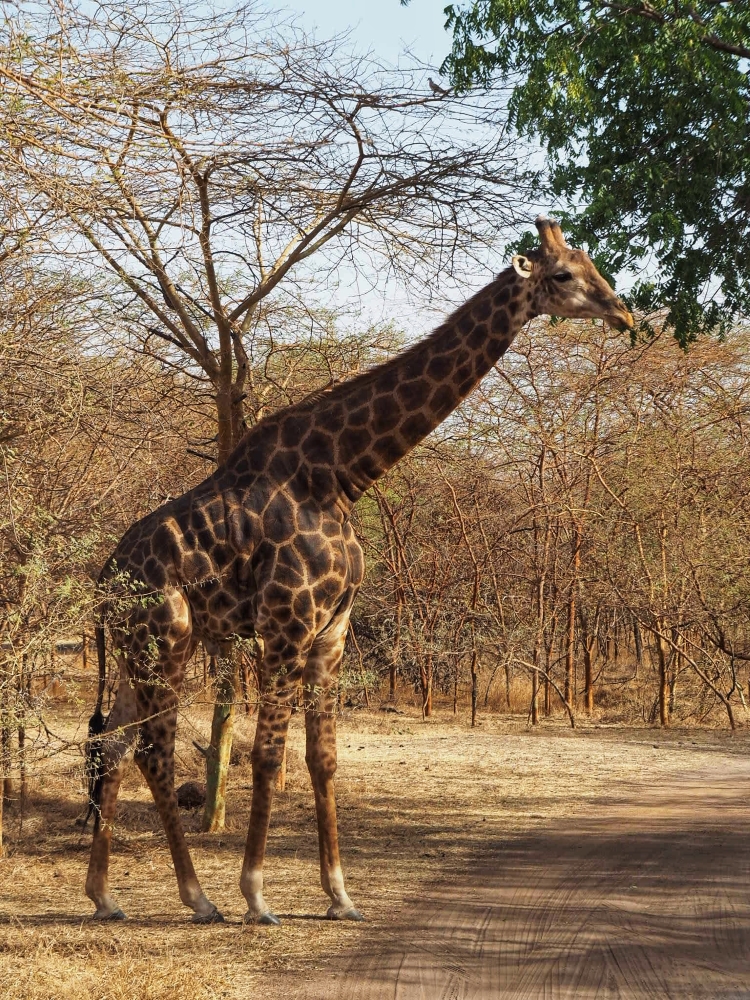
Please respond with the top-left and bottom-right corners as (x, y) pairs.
(668, 626), (681, 717)
(543, 627), (555, 716)
(421, 650), (433, 719)
(18, 653), (29, 808)
(239, 649), (254, 716)
(565, 597), (575, 712)
(470, 650), (478, 727)
(18, 719), (25, 807)
(531, 554), (548, 727)
(633, 617), (643, 679)
(389, 594), (403, 702)
(668, 667), (678, 717)
(202, 379), (245, 830)
(275, 749), (287, 793)
(505, 660), (512, 709)
(584, 648), (594, 714)
(423, 684), (432, 718)
(565, 536), (580, 713)
(202, 647), (236, 832)
(579, 609), (596, 715)
(1, 718), (11, 801)
(656, 629), (669, 727)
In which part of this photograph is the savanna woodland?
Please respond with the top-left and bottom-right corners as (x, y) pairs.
(1, 0), (750, 996)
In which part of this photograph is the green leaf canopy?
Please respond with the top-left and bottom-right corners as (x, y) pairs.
(442, 0), (750, 342)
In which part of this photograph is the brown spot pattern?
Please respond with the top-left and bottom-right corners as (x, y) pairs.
(87, 233), (630, 923)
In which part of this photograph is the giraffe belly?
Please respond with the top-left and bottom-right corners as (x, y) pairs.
(186, 577), (258, 642)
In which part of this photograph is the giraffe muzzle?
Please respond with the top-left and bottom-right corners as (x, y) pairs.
(606, 305), (634, 333)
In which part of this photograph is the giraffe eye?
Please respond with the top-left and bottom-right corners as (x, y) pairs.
(553, 271), (573, 282)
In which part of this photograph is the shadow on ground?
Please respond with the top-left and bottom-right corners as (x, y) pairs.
(293, 763), (750, 999)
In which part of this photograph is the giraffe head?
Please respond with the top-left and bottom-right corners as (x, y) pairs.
(512, 217), (634, 332)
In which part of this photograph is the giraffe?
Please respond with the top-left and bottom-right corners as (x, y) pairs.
(85, 217), (633, 925)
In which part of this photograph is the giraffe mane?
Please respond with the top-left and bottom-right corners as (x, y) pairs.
(292, 266), (516, 414)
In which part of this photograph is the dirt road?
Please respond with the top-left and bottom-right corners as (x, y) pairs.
(297, 752), (750, 999)
(4, 716), (750, 999)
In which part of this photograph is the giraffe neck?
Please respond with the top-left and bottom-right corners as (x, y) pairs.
(321, 266), (534, 503)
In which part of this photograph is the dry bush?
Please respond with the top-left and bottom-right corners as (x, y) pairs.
(352, 323), (750, 731)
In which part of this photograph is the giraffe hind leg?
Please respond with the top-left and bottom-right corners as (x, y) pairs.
(122, 586), (221, 923)
(85, 676), (138, 920)
(82, 705), (107, 832)
(303, 615), (364, 921)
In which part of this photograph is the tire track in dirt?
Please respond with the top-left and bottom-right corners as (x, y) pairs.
(294, 755), (750, 999)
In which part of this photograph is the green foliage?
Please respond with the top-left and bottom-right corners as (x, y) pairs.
(440, 0), (750, 343)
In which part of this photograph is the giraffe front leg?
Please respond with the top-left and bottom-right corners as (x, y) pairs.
(240, 699), (291, 925)
(135, 710), (223, 924)
(303, 629), (364, 922)
(240, 639), (307, 925)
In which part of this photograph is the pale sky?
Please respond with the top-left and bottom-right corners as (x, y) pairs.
(276, 1), (641, 324)
(280, 0), (454, 71)
(274, 1), (524, 335)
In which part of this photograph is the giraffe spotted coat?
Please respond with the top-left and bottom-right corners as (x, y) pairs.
(85, 218), (633, 925)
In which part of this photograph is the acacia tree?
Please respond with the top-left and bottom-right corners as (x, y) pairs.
(589, 330), (750, 728)
(1, 0), (530, 826)
(341, 318), (750, 728)
(0, 245), (219, 850)
(437, 318), (750, 726)
(438, 0), (750, 341)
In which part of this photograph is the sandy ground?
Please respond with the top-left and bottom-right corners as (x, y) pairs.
(1, 707), (749, 998)
(292, 738), (750, 999)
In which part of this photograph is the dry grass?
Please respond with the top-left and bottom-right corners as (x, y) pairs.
(478, 659), (748, 727)
(0, 927), (232, 1000)
(2, 685), (749, 999)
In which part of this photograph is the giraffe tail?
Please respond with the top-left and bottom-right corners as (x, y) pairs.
(83, 622), (108, 830)
(90, 622), (107, 732)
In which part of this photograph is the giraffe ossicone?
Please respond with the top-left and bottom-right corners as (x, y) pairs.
(84, 218), (633, 925)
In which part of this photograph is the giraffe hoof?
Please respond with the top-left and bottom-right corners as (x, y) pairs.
(327, 905), (365, 922)
(93, 907), (127, 921)
(191, 908), (225, 925)
(244, 910), (281, 926)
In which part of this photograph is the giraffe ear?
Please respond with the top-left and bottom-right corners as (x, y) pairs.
(512, 254), (534, 279)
